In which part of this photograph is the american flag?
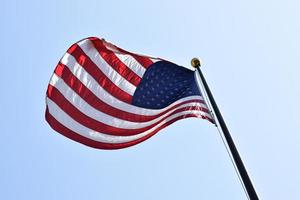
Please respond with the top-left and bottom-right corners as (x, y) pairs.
(45, 37), (214, 149)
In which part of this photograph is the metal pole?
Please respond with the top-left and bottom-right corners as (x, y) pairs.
(191, 58), (259, 200)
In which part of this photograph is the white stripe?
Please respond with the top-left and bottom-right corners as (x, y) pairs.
(76, 39), (136, 95)
(102, 40), (119, 53)
(53, 60), (207, 116)
(150, 58), (161, 63)
(101, 40), (158, 71)
(114, 53), (146, 78)
(47, 98), (207, 144)
(102, 39), (160, 63)
(48, 76), (211, 129)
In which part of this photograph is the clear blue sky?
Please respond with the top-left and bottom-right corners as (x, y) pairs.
(1, 0), (300, 199)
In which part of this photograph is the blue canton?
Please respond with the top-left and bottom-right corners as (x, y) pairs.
(132, 61), (201, 109)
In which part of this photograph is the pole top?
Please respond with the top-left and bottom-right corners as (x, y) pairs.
(191, 58), (201, 68)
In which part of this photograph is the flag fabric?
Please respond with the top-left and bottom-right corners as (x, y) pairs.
(45, 37), (214, 149)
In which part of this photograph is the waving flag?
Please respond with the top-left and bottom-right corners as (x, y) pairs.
(45, 37), (214, 149)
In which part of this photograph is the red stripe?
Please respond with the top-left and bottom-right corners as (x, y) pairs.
(46, 107), (210, 150)
(52, 63), (208, 123)
(97, 38), (154, 68)
(89, 38), (141, 86)
(66, 43), (132, 104)
(47, 84), (211, 136)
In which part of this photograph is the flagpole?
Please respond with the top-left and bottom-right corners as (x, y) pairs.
(191, 58), (259, 200)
